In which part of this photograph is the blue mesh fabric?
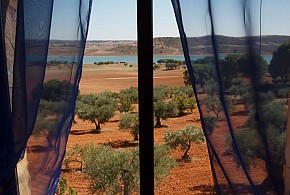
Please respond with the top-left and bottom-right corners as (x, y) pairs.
(0, 0), (92, 194)
(172, 0), (290, 194)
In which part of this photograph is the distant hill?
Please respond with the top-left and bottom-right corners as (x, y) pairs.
(153, 35), (290, 55)
(49, 35), (290, 56)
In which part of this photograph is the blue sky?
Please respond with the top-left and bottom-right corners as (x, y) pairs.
(51, 0), (290, 40)
(87, 0), (179, 40)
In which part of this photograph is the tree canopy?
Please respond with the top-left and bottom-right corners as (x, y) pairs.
(76, 93), (117, 131)
(269, 42), (290, 85)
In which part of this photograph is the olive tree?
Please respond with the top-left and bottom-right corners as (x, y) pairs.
(81, 144), (176, 195)
(40, 79), (74, 102)
(172, 94), (196, 116)
(118, 94), (134, 113)
(269, 42), (290, 85)
(75, 93), (117, 131)
(119, 113), (139, 141)
(165, 125), (205, 161)
(153, 90), (178, 127)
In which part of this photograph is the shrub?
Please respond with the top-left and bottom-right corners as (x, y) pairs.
(56, 177), (78, 195)
(81, 144), (175, 195)
(203, 95), (223, 119)
(203, 116), (218, 135)
(119, 87), (138, 104)
(226, 126), (286, 169)
(172, 94), (196, 115)
(277, 87), (290, 98)
(165, 126), (205, 161)
(119, 113), (139, 141)
(246, 100), (287, 132)
(118, 94), (134, 113)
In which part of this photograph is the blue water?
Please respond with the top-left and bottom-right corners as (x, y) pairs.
(47, 55), (273, 64)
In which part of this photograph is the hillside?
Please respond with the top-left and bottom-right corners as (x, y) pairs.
(48, 35), (290, 56)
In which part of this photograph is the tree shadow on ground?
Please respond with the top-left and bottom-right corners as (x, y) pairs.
(27, 145), (51, 153)
(188, 183), (278, 195)
(154, 124), (168, 128)
(231, 110), (249, 116)
(70, 129), (101, 135)
(105, 140), (139, 148)
(188, 185), (216, 195)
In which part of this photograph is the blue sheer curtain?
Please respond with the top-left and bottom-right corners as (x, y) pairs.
(172, 0), (290, 194)
(0, 0), (92, 194)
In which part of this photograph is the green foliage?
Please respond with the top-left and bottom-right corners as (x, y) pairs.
(153, 145), (177, 185)
(153, 93), (178, 127)
(41, 79), (74, 102)
(81, 145), (139, 195)
(56, 177), (68, 195)
(172, 94), (196, 115)
(64, 144), (83, 170)
(237, 53), (268, 77)
(47, 60), (68, 66)
(183, 63), (216, 87)
(171, 85), (194, 97)
(193, 56), (215, 65)
(94, 61), (116, 65)
(226, 128), (263, 168)
(277, 87), (290, 98)
(203, 116), (218, 135)
(81, 144), (175, 195)
(228, 79), (248, 96)
(269, 42), (290, 85)
(76, 93), (117, 130)
(33, 100), (67, 136)
(165, 126), (205, 160)
(203, 95), (223, 119)
(165, 63), (179, 70)
(183, 68), (191, 86)
(153, 63), (160, 70)
(119, 87), (138, 104)
(118, 94), (134, 113)
(157, 59), (184, 65)
(56, 177), (78, 195)
(119, 113), (139, 141)
(220, 54), (241, 89)
(154, 85), (172, 98)
(246, 101), (287, 132)
(227, 126), (286, 169)
(203, 78), (219, 96)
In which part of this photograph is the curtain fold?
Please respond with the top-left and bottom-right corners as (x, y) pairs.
(172, 0), (289, 194)
(0, 0), (92, 194)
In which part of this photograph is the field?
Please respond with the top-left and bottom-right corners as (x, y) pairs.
(59, 63), (214, 194)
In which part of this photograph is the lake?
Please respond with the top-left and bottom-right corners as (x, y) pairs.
(47, 55), (273, 64)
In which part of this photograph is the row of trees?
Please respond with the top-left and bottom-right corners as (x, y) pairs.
(75, 85), (196, 141)
(184, 43), (290, 90)
(33, 81), (197, 143)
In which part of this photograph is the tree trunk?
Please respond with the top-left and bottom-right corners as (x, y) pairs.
(155, 117), (161, 128)
(133, 132), (139, 141)
(93, 121), (101, 133)
(182, 143), (191, 161)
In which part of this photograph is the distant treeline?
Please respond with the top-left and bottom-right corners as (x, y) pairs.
(157, 59), (185, 65)
(47, 60), (68, 65)
(93, 61), (117, 65)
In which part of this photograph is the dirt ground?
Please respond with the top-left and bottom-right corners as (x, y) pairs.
(61, 64), (214, 194)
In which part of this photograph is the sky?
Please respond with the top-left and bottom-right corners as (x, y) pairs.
(87, 0), (179, 40)
(51, 0), (290, 40)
